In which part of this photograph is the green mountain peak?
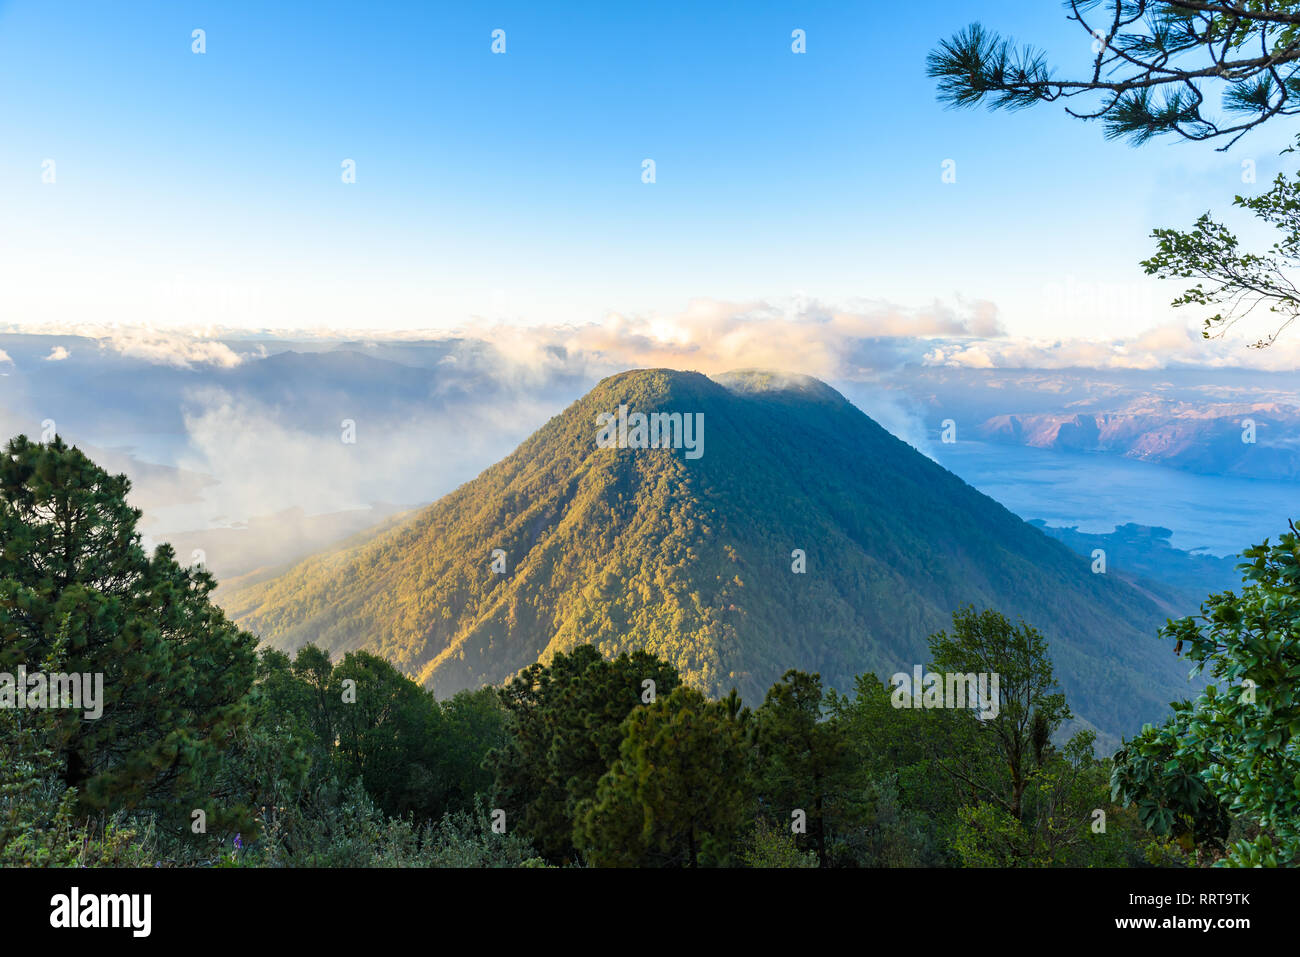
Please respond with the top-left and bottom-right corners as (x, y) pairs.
(223, 368), (1192, 738)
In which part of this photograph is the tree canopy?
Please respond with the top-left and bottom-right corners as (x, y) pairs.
(0, 434), (258, 831)
(929, 2), (1300, 147)
(1143, 137), (1300, 346)
(1113, 522), (1300, 865)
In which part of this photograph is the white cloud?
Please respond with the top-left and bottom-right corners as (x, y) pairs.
(462, 296), (1007, 381)
(44, 346), (70, 361)
(156, 387), (550, 537)
(5, 298), (1294, 377)
(921, 322), (1300, 372)
(102, 329), (243, 369)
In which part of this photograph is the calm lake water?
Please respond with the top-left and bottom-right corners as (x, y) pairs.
(934, 441), (1298, 557)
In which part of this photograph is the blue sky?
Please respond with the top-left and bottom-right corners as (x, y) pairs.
(1, 0), (1294, 339)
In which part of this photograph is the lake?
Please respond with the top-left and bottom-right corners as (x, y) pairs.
(933, 441), (1298, 557)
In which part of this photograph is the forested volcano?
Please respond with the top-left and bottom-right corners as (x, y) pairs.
(223, 368), (1192, 738)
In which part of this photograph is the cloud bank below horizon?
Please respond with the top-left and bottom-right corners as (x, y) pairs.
(7, 294), (1294, 377)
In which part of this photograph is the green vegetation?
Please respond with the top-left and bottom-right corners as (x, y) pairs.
(1143, 136), (1300, 347)
(1112, 522), (1300, 866)
(0, 435), (258, 836)
(928, 2), (1300, 147)
(575, 686), (750, 867)
(3, 430), (1295, 868)
(488, 644), (680, 863)
(225, 368), (1192, 741)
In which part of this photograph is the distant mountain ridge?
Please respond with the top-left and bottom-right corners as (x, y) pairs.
(222, 368), (1196, 738)
(976, 400), (1300, 480)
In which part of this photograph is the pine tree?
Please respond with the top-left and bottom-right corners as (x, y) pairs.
(751, 670), (847, 867)
(487, 644), (680, 863)
(0, 435), (258, 832)
(575, 686), (750, 867)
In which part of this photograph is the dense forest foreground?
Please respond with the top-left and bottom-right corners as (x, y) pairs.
(1, 435), (1297, 867)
